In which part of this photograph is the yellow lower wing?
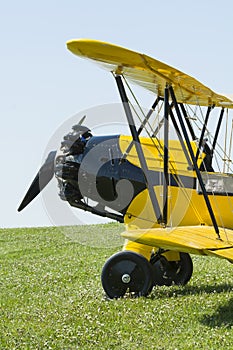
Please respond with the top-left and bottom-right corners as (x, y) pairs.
(122, 226), (233, 261)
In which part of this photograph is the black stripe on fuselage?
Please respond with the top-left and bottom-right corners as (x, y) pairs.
(84, 135), (233, 197)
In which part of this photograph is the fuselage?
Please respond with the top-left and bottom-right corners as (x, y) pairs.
(55, 133), (233, 230)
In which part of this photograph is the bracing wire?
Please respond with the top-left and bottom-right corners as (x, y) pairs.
(227, 118), (233, 173)
(177, 84), (233, 241)
(123, 76), (204, 224)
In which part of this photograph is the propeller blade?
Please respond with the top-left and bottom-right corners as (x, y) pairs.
(18, 150), (56, 212)
(77, 115), (86, 125)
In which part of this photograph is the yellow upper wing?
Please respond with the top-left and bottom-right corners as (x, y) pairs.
(122, 226), (233, 261)
(67, 38), (233, 108)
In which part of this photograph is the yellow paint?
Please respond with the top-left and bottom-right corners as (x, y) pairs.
(162, 251), (181, 261)
(124, 185), (233, 230)
(123, 240), (152, 260)
(119, 135), (204, 175)
(67, 38), (233, 108)
(66, 38), (233, 263)
(122, 240), (180, 261)
(122, 226), (233, 262)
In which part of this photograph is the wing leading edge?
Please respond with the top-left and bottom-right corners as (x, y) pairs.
(67, 39), (233, 109)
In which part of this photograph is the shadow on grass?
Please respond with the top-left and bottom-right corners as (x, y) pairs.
(201, 298), (233, 328)
(150, 283), (233, 328)
(150, 283), (233, 299)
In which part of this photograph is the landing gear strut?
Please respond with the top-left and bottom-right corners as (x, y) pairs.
(150, 252), (193, 286)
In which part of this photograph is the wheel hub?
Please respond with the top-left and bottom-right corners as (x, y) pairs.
(121, 274), (131, 284)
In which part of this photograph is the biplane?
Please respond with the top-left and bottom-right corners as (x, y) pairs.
(18, 39), (233, 299)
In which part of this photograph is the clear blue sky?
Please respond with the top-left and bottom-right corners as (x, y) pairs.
(1, 0), (233, 228)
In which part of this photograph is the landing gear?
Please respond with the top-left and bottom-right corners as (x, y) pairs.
(101, 250), (193, 298)
(150, 252), (193, 286)
(101, 251), (153, 299)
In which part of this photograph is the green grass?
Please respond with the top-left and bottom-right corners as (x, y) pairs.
(1, 223), (233, 349)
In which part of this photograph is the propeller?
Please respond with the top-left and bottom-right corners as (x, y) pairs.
(17, 151), (56, 212)
(17, 115), (88, 212)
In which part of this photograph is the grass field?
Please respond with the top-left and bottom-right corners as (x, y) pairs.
(1, 223), (233, 349)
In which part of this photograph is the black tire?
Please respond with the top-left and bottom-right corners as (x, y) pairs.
(101, 251), (153, 299)
(151, 252), (193, 286)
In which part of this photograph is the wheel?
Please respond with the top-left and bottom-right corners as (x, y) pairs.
(150, 252), (193, 286)
(101, 251), (153, 299)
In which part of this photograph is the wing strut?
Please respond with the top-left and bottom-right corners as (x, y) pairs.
(169, 105), (193, 169)
(115, 74), (163, 224)
(212, 107), (225, 154)
(168, 85), (220, 239)
(195, 106), (213, 161)
(136, 96), (161, 135)
(120, 96), (161, 163)
(163, 86), (169, 224)
(180, 103), (197, 140)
